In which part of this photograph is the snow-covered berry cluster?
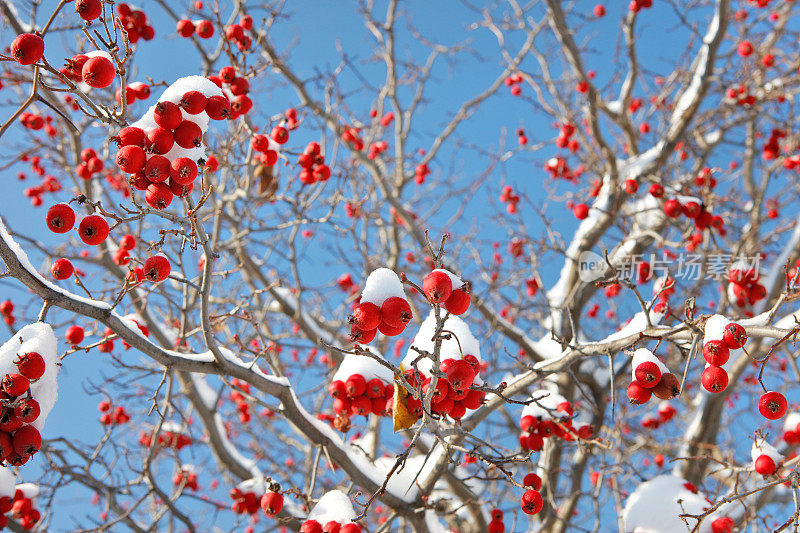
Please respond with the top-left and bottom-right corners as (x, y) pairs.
(422, 269), (470, 314)
(229, 478), (263, 515)
(329, 350), (393, 420)
(627, 348), (680, 405)
(97, 400), (130, 425)
(138, 421), (191, 450)
(348, 268), (412, 344)
(300, 490), (363, 533)
(701, 315), (747, 394)
(61, 50), (115, 89)
(172, 465), (199, 492)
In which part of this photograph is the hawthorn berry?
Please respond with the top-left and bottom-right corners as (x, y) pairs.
(2, 373), (29, 397)
(65, 325), (85, 344)
(754, 454), (776, 476)
(627, 381), (652, 405)
(46, 203), (75, 233)
(260, 491), (283, 516)
(145, 182), (173, 210)
(349, 325), (377, 344)
(711, 517), (734, 533)
(444, 288), (470, 315)
(116, 145), (147, 173)
(196, 20), (214, 39)
(634, 361), (661, 389)
(702, 340), (730, 366)
(75, 0), (102, 21)
(179, 91), (207, 114)
(10, 34), (44, 66)
(652, 372), (680, 400)
(206, 97), (231, 120)
(523, 472), (542, 490)
(146, 127), (175, 154)
(173, 120), (203, 148)
(154, 101), (183, 130)
(176, 19), (195, 37)
(143, 255), (171, 282)
(758, 391), (787, 420)
(349, 302), (381, 331)
(701, 366), (728, 393)
(722, 323), (747, 349)
(78, 215), (109, 245)
(12, 425), (41, 457)
(520, 489), (543, 515)
(300, 520), (322, 533)
(271, 126), (289, 145)
(15, 351), (45, 380)
(380, 297), (412, 328)
(50, 258), (73, 280)
(113, 126), (146, 148)
(145, 154), (171, 182)
(82, 56), (116, 88)
(14, 399), (40, 424)
(423, 270), (453, 303)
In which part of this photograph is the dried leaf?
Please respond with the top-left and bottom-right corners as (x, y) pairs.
(393, 365), (416, 432)
(256, 163), (278, 200)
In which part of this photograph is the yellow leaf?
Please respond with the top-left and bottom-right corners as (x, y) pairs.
(393, 364), (417, 432)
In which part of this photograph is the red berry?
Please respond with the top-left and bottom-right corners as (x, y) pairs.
(51, 258), (73, 280)
(196, 20), (214, 39)
(520, 489), (543, 515)
(754, 454), (776, 476)
(380, 297), (412, 328)
(15, 352), (44, 380)
(65, 325), (85, 344)
(144, 154), (171, 182)
(46, 203), (75, 233)
(270, 126), (289, 145)
(145, 182), (174, 210)
(664, 199), (682, 217)
(345, 374), (366, 397)
(634, 361), (661, 389)
(349, 325), (377, 344)
(146, 127), (175, 154)
(180, 91), (207, 114)
(443, 288), (470, 315)
(14, 399), (39, 424)
(442, 359), (475, 391)
(702, 340), (730, 366)
(173, 120), (203, 148)
(701, 366), (728, 393)
(523, 472), (542, 490)
(10, 34), (44, 66)
(377, 321), (404, 336)
(423, 271), (453, 303)
(738, 41), (753, 57)
(205, 95), (231, 120)
(349, 302), (381, 331)
(12, 425), (41, 457)
(120, 234), (136, 250)
(154, 101), (183, 130)
(300, 520), (322, 533)
(170, 158), (198, 185)
(723, 323), (747, 349)
(627, 381), (651, 404)
(573, 203), (589, 219)
(260, 491), (283, 516)
(78, 215), (109, 245)
(82, 56), (115, 88)
(759, 391), (787, 420)
(116, 145), (146, 173)
(75, 0), (102, 21)
(711, 517), (734, 533)
(2, 373), (29, 397)
(143, 256), (171, 282)
(176, 19), (195, 37)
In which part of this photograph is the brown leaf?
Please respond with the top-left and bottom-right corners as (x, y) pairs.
(256, 164), (278, 200)
(392, 366), (417, 432)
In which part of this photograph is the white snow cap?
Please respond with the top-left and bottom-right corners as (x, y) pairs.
(751, 439), (782, 465)
(14, 483), (38, 500)
(0, 323), (60, 432)
(401, 311), (481, 376)
(784, 412), (800, 432)
(521, 389), (568, 420)
(131, 75), (225, 162)
(160, 421), (188, 435)
(332, 346), (393, 384)
(360, 268), (408, 307)
(307, 490), (357, 524)
(630, 348), (670, 382)
(236, 477), (266, 495)
(623, 475), (712, 533)
(431, 268), (463, 289)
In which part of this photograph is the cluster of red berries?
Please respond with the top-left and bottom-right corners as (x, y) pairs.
(0, 302), (14, 328)
(10, 34), (44, 66)
(138, 425), (191, 450)
(113, 3), (155, 43)
(782, 415), (800, 444)
(172, 466), (199, 491)
(0, 489), (41, 530)
(115, 81), (151, 106)
(629, 0), (653, 12)
(209, 66), (253, 117)
(519, 400), (593, 451)
(701, 322), (746, 393)
(46, 203), (109, 246)
(555, 123), (579, 153)
(367, 140), (388, 160)
(21, 156), (61, 207)
(61, 52), (116, 88)
(329, 373), (393, 419)
(627, 349), (680, 405)
(499, 185), (520, 214)
(297, 142), (331, 184)
(728, 264), (766, 311)
(229, 379), (253, 424)
(422, 270), (471, 314)
(299, 519), (362, 533)
(0, 352), (46, 466)
(260, 486), (283, 517)
(177, 19), (215, 39)
(222, 16), (254, 51)
(398, 357), (486, 421)
(413, 163), (430, 184)
(75, 148), (105, 181)
(229, 486), (261, 515)
(97, 400), (129, 425)
(111, 233), (135, 266)
(544, 155), (578, 181)
(341, 126), (365, 151)
(18, 113), (56, 137)
(762, 128), (786, 160)
(503, 73), (523, 96)
(640, 401), (677, 429)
